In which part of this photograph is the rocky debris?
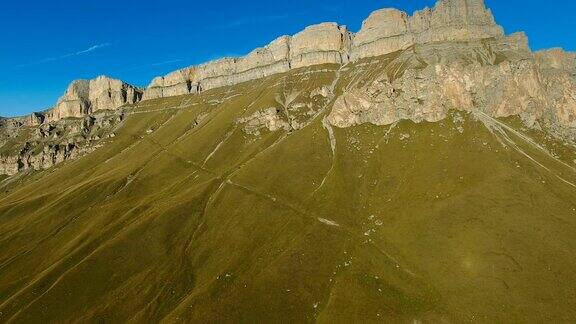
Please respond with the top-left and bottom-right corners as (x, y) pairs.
(237, 108), (291, 136)
(0, 113), (123, 175)
(143, 23), (352, 100)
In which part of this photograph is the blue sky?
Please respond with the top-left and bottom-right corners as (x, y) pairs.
(0, 0), (574, 117)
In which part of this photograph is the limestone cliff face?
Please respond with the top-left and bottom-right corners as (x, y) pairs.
(328, 36), (576, 132)
(143, 0), (505, 100)
(0, 113), (44, 128)
(143, 23), (352, 100)
(45, 76), (142, 122)
(350, 0), (503, 60)
(7, 0), (573, 126)
(0, 76), (136, 175)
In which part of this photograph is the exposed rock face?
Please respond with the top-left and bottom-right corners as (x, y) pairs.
(0, 112), (123, 175)
(290, 23), (351, 69)
(45, 76), (142, 121)
(351, 0), (503, 60)
(143, 23), (352, 100)
(328, 39), (576, 132)
(351, 9), (413, 60)
(0, 143), (89, 176)
(536, 48), (576, 73)
(143, 0), (505, 100)
(238, 107), (291, 136)
(2, 76), (140, 130)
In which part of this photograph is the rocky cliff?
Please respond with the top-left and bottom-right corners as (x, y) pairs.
(8, 76), (141, 127)
(328, 35), (576, 132)
(142, 23), (352, 100)
(142, 0), (507, 100)
(43, 76), (142, 122)
(536, 48), (576, 73)
(7, 0), (573, 125)
(0, 112), (123, 175)
(350, 0), (504, 60)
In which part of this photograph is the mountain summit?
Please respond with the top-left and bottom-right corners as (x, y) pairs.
(1, 0), (576, 322)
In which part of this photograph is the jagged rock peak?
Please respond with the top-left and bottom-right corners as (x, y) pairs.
(44, 75), (142, 122)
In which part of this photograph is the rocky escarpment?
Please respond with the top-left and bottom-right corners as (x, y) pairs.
(142, 23), (352, 100)
(350, 0), (504, 60)
(8, 76), (141, 127)
(8, 0), (574, 127)
(141, 0), (508, 101)
(2, 113), (45, 127)
(327, 33), (576, 136)
(536, 48), (576, 74)
(330, 0), (575, 133)
(43, 76), (142, 122)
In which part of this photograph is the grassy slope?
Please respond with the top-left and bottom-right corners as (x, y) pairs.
(0, 61), (576, 323)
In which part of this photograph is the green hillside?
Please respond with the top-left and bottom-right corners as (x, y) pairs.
(1, 61), (576, 323)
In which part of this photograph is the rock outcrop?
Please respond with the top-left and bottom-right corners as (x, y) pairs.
(536, 48), (576, 73)
(9, 0), (571, 127)
(1, 113), (45, 128)
(142, 23), (352, 100)
(238, 107), (291, 136)
(350, 0), (503, 60)
(44, 76), (142, 122)
(328, 39), (576, 132)
(0, 112), (123, 175)
(3, 76), (141, 128)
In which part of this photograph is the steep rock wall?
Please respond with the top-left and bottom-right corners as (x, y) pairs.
(328, 39), (576, 131)
(45, 76), (142, 122)
(143, 23), (352, 100)
(143, 0), (505, 100)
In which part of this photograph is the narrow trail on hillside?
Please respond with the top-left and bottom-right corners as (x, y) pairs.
(199, 85), (273, 168)
(202, 125), (237, 166)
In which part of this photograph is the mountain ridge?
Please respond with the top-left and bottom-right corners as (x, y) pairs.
(1, 0), (575, 176)
(7, 0), (573, 123)
(1, 1), (576, 321)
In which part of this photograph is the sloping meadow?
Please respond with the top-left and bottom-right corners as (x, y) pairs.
(1, 60), (576, 323)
